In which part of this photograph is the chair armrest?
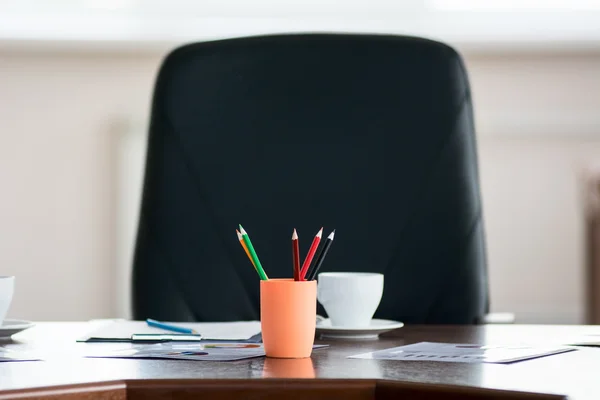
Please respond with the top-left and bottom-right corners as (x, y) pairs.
(477, 312), (516, 324)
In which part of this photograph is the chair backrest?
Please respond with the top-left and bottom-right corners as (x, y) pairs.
(131, 33), (489, 324)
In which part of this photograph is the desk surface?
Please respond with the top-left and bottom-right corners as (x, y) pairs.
(1, 323), (600, 399)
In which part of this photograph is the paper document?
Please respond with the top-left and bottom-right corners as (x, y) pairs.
(85, 343), (328, 362)
(0, 348), (40, 362)
(349, 342), (575, 364)
(557, 332), (600, 347)
(78, 320), (262, 342)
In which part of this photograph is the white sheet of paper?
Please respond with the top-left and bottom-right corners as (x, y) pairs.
(79, 320), (261, 341)
(564, 334), (600, 347)
(0, 348), (40, 362)
(348, 342), (575, 364)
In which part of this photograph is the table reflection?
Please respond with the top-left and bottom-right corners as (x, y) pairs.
(262, 357), (315, 378)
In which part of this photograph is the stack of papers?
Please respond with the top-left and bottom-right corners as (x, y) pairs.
(86, 343), (269, 361)
(85, 343), (328, 362)
(349, 342), (576, 364)
(78, 320), (262, 342)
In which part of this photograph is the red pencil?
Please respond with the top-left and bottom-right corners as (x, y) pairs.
(300, 227), (323, 280)
(292, 229), (300, 281)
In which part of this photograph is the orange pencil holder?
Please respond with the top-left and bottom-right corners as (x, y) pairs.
(260, 278), (317, 358)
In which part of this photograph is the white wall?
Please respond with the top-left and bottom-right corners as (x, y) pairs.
(469, 53), (600, 323)
(0, 51), (161, 320)
(1, 47), (599, 323)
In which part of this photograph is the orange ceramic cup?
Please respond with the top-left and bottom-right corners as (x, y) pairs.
(260, 278), (317, 358)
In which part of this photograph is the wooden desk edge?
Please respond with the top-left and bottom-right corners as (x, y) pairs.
(0, 379), (568, 400)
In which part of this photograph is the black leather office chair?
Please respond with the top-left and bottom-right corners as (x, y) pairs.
(131, 33), (490, 324)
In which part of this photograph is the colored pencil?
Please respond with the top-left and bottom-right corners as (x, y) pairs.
(307, 229), (335, 281)
(292, 229), (300, 281)
(304, 235), (325, 281)
(300, 227), (322, 280)
(237, 229), (257, 272)
(239, 225), (269, 280)
(146, 318), (198, 334)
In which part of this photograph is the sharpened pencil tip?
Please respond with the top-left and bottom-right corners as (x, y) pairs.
(292, 229), (298, 240)
(317, 227), (323, 237)
(236, 230), (242, 240)
(239, 225), (247, 235)
(329, 230), (335, 240)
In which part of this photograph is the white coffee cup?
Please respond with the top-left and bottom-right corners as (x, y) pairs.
(317, 272), (383, 328)
(0, 276), (15, 326)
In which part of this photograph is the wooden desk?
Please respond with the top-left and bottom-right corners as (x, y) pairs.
(1, 323), (600, 399)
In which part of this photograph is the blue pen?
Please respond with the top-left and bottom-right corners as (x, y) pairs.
(146, 318), (198, 334)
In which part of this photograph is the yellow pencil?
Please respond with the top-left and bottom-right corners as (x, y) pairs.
(237, 229), (258, 271)
(239, 225), (269, 280)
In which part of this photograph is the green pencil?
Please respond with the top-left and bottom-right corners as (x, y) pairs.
(239, 225), (269, 280)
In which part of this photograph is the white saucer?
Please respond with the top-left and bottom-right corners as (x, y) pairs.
(0, 319), (35, 340)
(316, 318), (404, 340)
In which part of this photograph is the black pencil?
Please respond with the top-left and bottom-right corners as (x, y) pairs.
(304, 234), (326, 281)
(307, 229), (335, 281)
